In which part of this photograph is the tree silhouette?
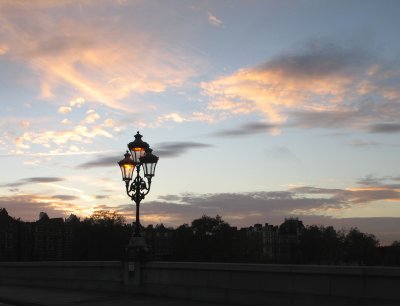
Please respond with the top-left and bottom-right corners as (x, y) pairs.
(300, 225), (344, 264)
(171, 223), (194, 260)
(382, 241), (400, 266)
(343, 227), (379, 265)
(171, 215), (238, 262)
(87, 210), (126, 226)
(72, 210), (130, 260)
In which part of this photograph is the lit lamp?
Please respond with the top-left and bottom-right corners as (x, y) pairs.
(118, 151), (135, 181)
(128, 131), (149, 163)
(118, 131), (159, 262)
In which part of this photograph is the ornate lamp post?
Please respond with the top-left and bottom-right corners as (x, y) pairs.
(118, 131), (159, 261)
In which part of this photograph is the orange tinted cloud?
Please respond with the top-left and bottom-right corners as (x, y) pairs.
(202, 43), (400, 127)
(202, 67), (353, 123)
(0, 1), (198, 110)
(14, 124), (112, 151)
(58, 106), (72, 114)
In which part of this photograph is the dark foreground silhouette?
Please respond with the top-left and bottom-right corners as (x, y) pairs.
(0, 208), (399, 265)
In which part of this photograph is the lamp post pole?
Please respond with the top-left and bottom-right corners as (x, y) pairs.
(118, 131), (159, 261)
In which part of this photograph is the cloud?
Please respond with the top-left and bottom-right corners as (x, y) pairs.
(51, 194), (79, 201)
(114, 186), (400, 244)
(119, 190), (341, 228)
(291, 185), (400, 205)
(288, 110), (360, 129)
(14, 123), (113, 151)
(69, 97), (85, 108)
(0, 194), (76, 221)
(356, 175), (388, 186)
(1, 177), (65, 188)
(26, 177), (65, 183)
(58, 106), (71, 114)
(0, 1), (200, 110)
(355, 175), (400, 189)
(202, 40), (400, 131)
(94, 195), (110, 200)
(211, 122), (279, 137)
(77, 141), (213, 168)
(155, 142), (213, 158)
(83, 110), (100, 124)
(4, 100), (115, 154)
(144, 183), (400, 226)
(369, 123), (400, 133)
(77, 155), (120, 169)
(208, 12), (223, 27)
(156, 112), (188, 123)
(156, 112), (216, 125)
(262, 42), (368, 79)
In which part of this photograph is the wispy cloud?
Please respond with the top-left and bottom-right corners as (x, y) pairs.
(292, 185), (400, 205)
(356, 175), (400, 187)
(155, 142), (213, 158)
(1, 177), (64, 188)
(369, 123), (400, 134)
(156, 112), (216, 125)
(0, 1), (200, 110)
(76, 141), (213, 168)
(208, 12), (223, 27)
(77, 155), (119, 169)
(52, 194), (79, 201)
(211, 122), (279, 137)
(356, 175), (386, 186)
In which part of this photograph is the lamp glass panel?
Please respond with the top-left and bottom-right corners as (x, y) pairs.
(142, 162), (157, 177)
(131, 147), (146, 163)
(120, 163), (134, 180)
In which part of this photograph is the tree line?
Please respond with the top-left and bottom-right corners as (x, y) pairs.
(70, 211), (400, 266)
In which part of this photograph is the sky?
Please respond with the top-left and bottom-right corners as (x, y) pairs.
(1, 0), (400, 244)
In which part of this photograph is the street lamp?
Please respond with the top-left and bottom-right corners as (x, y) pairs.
(118, 131), (159, 260)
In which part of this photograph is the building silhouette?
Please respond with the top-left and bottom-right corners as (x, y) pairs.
(0, 208), (77, 261)
(0, 208), (19, 261)
(144, 224), (173, 260)
(244, 219), (303, 263)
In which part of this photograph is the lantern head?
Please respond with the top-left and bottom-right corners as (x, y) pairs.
(127, 131), (149, 164)
(118, 151), (136, 181)
(140, 148), (159, 178)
